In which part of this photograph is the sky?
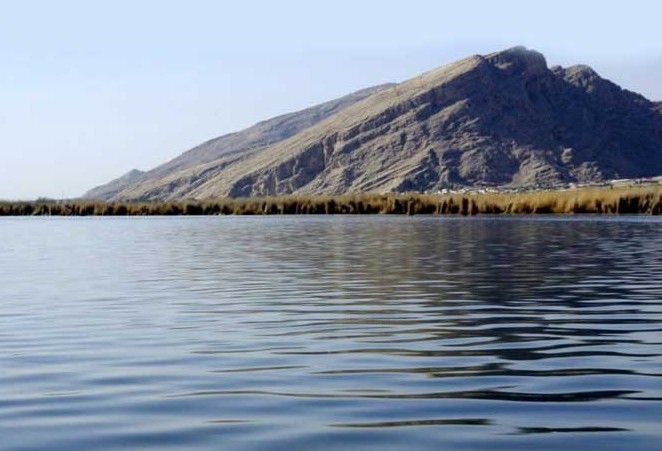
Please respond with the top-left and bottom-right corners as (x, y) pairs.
(1, 0), (660, 199)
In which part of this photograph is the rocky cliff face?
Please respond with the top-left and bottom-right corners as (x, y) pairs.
(86, 47), (662, 200)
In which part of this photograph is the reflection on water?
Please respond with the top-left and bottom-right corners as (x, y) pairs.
(0, 216), (660, 450)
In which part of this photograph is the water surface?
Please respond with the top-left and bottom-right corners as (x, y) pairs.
(0, 216), (660, 450)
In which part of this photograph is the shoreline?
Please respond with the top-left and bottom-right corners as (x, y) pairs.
(1, 186), (660, 216)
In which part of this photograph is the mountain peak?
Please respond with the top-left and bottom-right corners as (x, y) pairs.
(559, 64), (600, 81)
(555, 64), (631, 99)
(485, 46), (548, 76)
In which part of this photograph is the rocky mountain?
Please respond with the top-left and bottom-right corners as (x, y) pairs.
(85, 47), (662, 200)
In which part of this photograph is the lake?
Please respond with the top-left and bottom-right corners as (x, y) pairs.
(0, 216), (660, 450)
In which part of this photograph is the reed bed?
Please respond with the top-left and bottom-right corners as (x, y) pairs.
(1, 186), (660, 216)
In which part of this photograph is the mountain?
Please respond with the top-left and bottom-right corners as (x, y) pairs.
(85, 47), (662, 200)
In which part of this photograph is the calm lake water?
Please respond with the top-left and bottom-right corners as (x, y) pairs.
(0, 216), (660, 450)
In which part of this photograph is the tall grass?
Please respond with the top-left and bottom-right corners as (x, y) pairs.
(1, 186), (660, 216)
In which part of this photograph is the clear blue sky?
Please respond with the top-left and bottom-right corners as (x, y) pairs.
(1, 0), (660, 199)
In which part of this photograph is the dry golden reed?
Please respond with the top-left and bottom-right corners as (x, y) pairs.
(1, 186), (660, 216)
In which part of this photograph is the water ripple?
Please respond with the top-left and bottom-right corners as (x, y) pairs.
(0, 216), (661, 450)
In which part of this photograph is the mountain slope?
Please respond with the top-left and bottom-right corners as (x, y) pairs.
(83, 169), (146, 200)
(83, 83), (394, 200)
(88, 47), (662, 200)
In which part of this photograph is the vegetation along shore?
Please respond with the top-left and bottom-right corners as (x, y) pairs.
(1, 186), (661, 216)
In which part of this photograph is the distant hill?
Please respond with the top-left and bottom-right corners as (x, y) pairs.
(85, 47), (662, 200)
